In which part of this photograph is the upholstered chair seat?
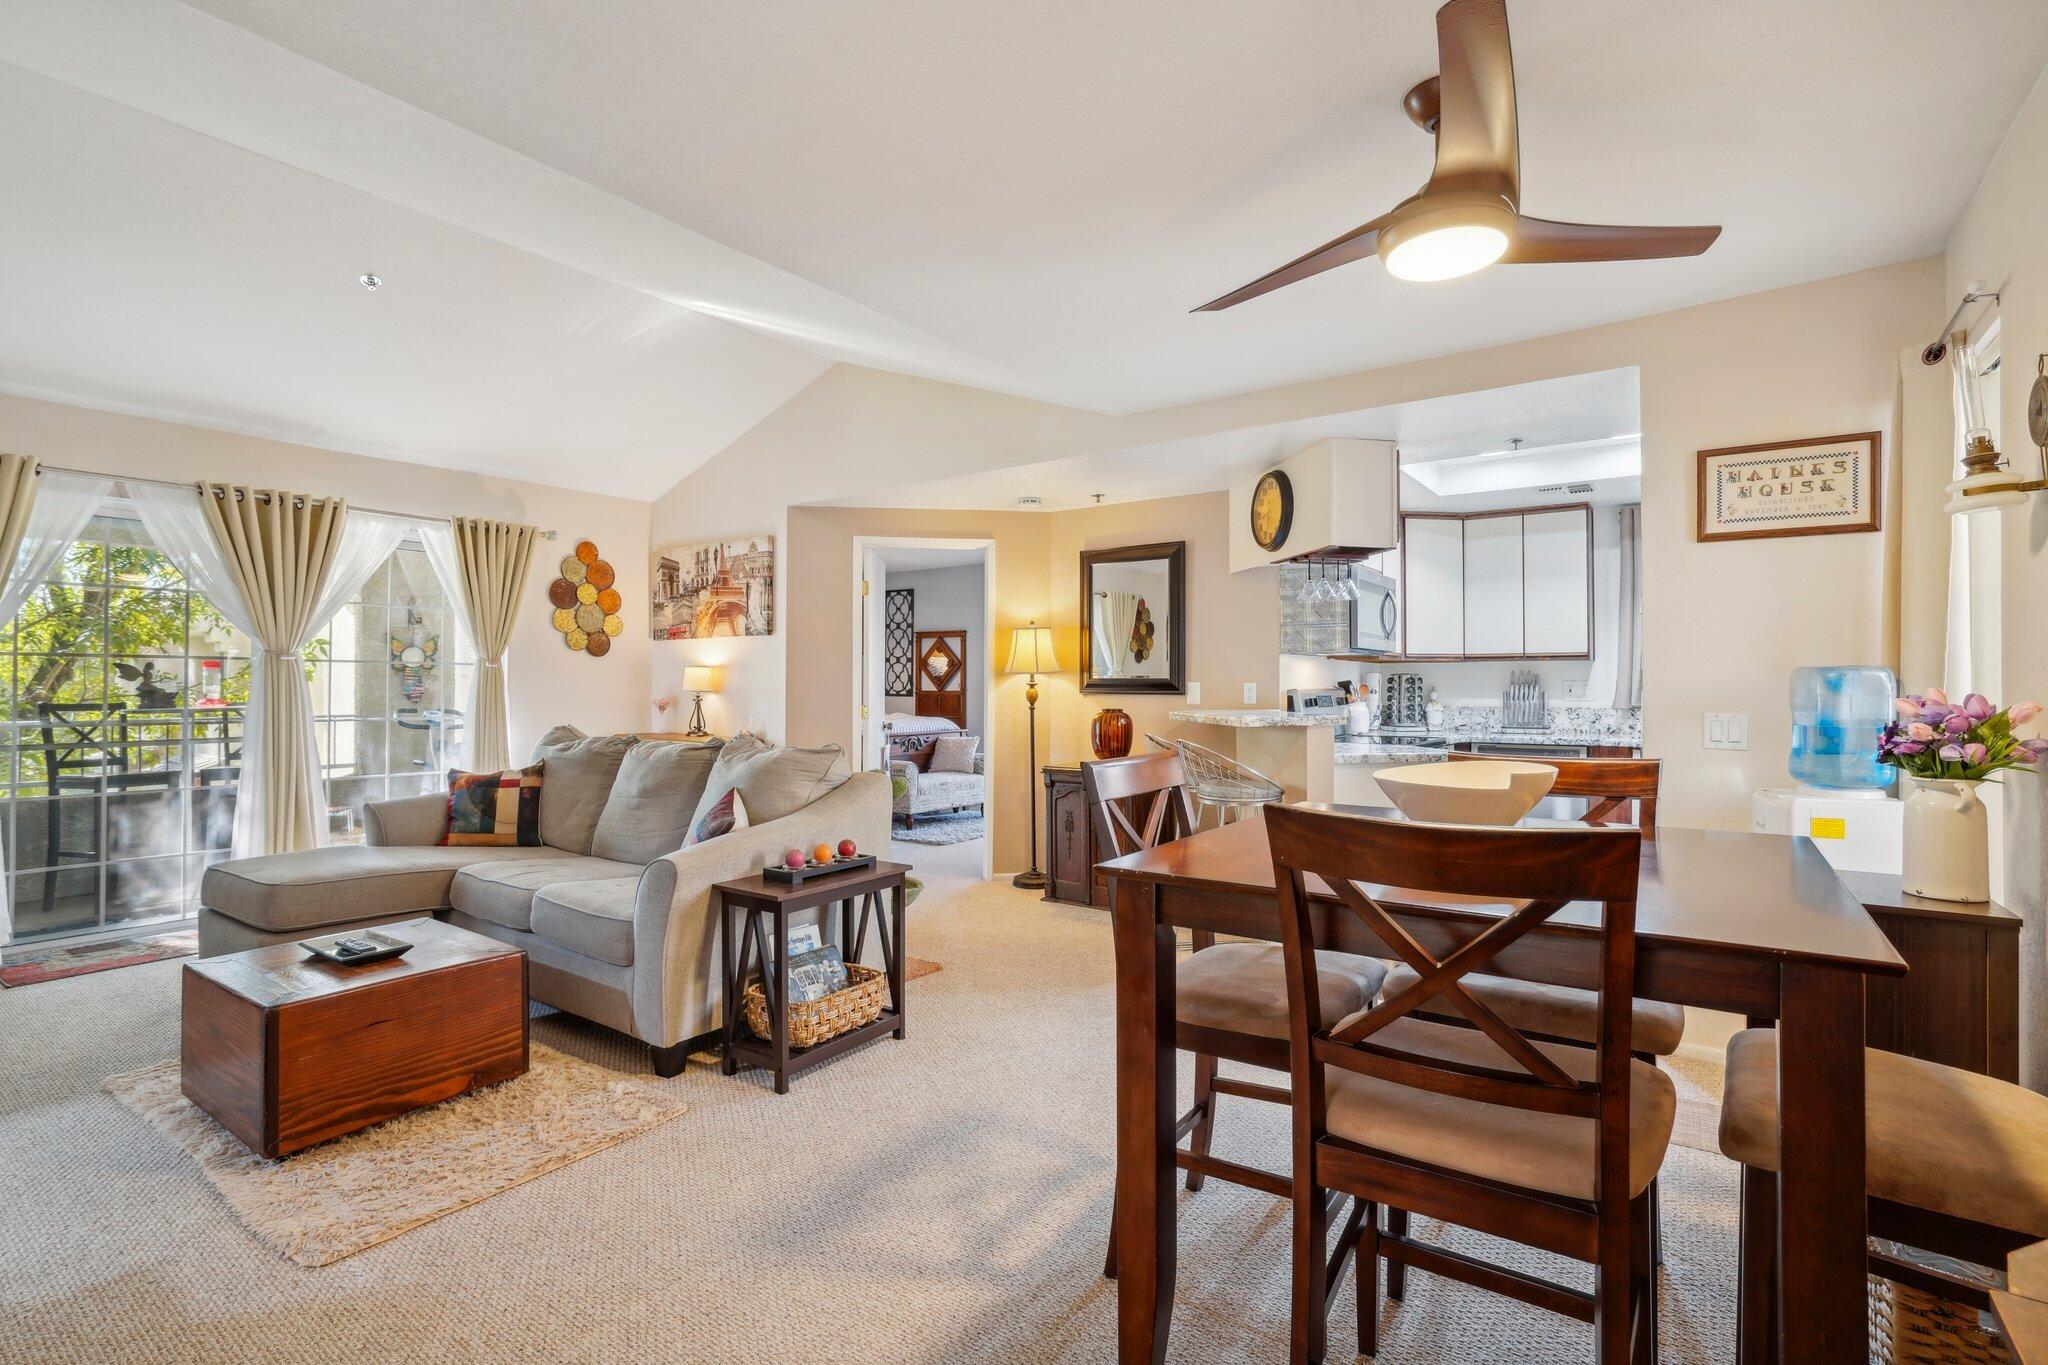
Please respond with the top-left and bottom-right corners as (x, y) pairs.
(1380, 962), (1687, 1058)
(1720, 1028), (2048, 1238)
(1323, 1014), (1676, 1201)
(1176, 944), (1387, 1040)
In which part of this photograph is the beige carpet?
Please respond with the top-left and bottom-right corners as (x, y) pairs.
(103, 1044), (687, 1268)
(3, 837), (1743, 1362)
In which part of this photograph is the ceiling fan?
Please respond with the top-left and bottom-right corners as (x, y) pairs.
(1194, 0), (1721, 311)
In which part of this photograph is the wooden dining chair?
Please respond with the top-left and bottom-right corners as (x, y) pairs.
(1384, 755), (1682, 1056)
(1265, 803), (1669, 1363)
(1719, 1028), (2048, 1363)
(1084, 753), (1388, 1281)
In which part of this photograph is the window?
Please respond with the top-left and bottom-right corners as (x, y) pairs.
(312, 538), (476, 839)
(0, 511), (473, 944)
(0, 503), (249, 941)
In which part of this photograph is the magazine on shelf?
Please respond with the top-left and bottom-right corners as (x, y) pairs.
(786, 945), (851, 1002)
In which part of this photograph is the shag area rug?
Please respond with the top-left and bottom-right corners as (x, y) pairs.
(893, 813), (985, 845)
(102, 1042), (686, 1267)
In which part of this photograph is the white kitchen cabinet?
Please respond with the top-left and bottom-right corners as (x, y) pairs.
(1522, 506), (1592, 656)
(1400, 516), (1465, 656)
(1461, 513), (1524, 656)
(1392, 504), (1592, 660)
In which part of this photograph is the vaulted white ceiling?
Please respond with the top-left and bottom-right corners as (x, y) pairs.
(4, 0), (2047, 495)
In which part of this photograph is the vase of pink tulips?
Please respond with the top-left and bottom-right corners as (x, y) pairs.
(1880, 690), (2046, 901)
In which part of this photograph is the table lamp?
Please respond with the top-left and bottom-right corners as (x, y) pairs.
(1003, 623), (1059, 890)
(682, 666), (720, 739)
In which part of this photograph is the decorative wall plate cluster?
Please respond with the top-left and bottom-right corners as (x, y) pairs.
(548, 540), (624, 656)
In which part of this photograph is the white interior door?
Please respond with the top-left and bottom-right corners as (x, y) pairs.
(859, 547), (889, 767)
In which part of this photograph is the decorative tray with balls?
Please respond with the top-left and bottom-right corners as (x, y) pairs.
(763, 840), (876, 885)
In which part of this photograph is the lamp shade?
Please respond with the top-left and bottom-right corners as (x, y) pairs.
(1004, 625), (1059, 675)
(683, 665), (721, 693)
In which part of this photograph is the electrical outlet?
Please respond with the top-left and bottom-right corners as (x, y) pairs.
(1560, 678), (1588, 700)
(1186, 681), (1201, 705)
(1242, 682), (1258, 705)
(1704, 713), (1749, 751)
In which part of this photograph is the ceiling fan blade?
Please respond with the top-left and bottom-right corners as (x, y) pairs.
(1191, 213), (1393, 312)
(1502, 217), (1722, 264)
(1428, 0), (1519, 204)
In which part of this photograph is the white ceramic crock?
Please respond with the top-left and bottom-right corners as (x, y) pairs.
(1900, 777), (1991, 902)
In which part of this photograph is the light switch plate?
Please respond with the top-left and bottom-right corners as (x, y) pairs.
(1242, 682), (1258, 705)
(1704, 713), (1749, 750)
(1561, 678), (1588, 700)
(1186, 681), (1201, 705)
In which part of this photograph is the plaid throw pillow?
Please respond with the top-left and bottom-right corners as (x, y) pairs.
(684, 787), (750, 847)
(442, 765), (543, 847)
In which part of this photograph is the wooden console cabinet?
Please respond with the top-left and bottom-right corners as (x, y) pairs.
(1840, 870), (2021, 1081)
(1042, 764), (1106, 908)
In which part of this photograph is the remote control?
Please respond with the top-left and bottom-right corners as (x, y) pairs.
(333, 937), (379, 957)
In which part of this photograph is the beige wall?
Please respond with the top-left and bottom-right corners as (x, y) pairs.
(0, 394), (653, 759)
(655, 257), (1945, 835)
(785, 506), (1051, 872)
(1945, 61), (2048, 1087)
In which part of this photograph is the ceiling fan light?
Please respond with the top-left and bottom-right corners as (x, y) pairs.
(1384, 224), (1509, 282)
(1376, 192), (1516, 283)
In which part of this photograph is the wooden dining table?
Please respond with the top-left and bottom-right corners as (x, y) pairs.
(1100, 805), (1907, 1364)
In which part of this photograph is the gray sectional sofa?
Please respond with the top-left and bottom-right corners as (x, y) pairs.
(197, 728), (892, 1075)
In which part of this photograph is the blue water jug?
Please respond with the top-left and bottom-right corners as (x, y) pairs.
(1789, 665), (1897, 791)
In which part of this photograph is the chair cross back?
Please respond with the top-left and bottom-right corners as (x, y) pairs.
(1264, 805), (1642, 1123)
(1082, 752), (1197, 856)
(1447, 752), (1660, 834)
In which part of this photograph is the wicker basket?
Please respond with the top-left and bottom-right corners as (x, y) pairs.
(1871, 1275), (2010, 1365)
(744, 963), (887, 1049)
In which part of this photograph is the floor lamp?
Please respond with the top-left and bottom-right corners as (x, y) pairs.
(1004, 622), (1058, 890)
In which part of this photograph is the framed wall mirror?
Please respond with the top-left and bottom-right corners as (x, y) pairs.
(1080, 541), (1185, 694)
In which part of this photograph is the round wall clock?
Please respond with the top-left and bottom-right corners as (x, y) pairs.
(1250, 469), (1293, 552)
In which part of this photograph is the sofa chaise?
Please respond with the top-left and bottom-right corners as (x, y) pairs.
(882, 714), (985, 828)
(196, 728), (891, 1075)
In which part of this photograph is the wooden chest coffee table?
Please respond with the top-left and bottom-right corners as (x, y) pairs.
(181, 918), (527, 1158)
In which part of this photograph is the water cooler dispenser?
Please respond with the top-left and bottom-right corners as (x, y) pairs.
(1751, 665), (1904, 873)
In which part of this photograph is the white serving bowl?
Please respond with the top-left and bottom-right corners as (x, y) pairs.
(1375, 759), (1558, 826)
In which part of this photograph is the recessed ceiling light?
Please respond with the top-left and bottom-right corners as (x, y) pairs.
(359, 273), (381, 291)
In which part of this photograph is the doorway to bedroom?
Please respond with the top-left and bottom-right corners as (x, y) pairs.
(853, 539), (993, 878)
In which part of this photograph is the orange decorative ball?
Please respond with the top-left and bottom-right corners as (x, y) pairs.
(810, 843), (835, 865)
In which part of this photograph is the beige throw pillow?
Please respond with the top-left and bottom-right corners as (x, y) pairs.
(929, 735), (979, 774)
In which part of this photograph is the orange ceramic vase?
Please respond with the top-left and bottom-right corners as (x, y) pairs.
(1090, 707), (1133, 759)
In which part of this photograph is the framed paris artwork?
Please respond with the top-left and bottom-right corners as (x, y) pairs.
(1696, 432), (1882, 543)
(649, 536), (775, 639)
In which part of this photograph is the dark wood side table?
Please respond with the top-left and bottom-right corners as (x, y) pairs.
(716, 861), (910, 1094)
(1838, 870), (2022, 1081)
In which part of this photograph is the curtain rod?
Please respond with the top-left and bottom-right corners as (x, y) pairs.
(33, 462), (558, 540)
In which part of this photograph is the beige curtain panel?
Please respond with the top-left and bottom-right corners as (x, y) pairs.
(0, 454), (39, 595)
(200, 485), (349, 857)
(449, 518), (539, 773)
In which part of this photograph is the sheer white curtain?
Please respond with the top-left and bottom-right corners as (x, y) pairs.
(0, 469), (111, 942)
(128, 483), (265, 852)
(1093, 592), (1139, 678)
(1944, 343), (1980, 696)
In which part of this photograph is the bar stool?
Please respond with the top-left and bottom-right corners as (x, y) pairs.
(1146, 734), (1283, 829)
(1719, 1029), (2048, 1362)
(1084, 752), (1387, 1282)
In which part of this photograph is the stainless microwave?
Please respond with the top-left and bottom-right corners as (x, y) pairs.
(1348, 564), (1398, 653)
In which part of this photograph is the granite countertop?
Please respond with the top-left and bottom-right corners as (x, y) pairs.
(1334, 739), (1454, 766)
(1167, 708), (1345, 729)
